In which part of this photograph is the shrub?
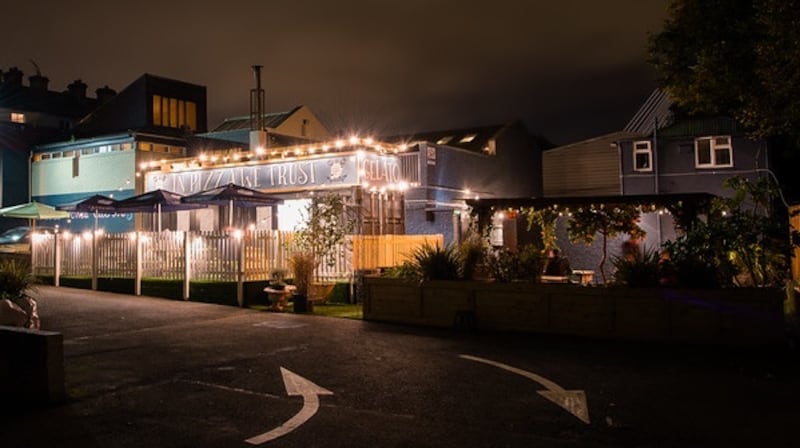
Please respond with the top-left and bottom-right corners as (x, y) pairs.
(486, 244), (543, 283)
(458, 233), (487, 280)
(0, 259), (36, 300)
(289, 252), (317, 296)
(611, 246), (661, 287)
(408, 243), (461, 281)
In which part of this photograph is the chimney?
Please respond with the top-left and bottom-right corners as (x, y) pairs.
(249, 65), (268, 151)
(95, 85), (116, 104)
(2, 67), (24, 86)
(29, 73), (49, 91)
(66, 79), (88, 99)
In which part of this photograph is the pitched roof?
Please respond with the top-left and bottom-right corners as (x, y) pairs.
(381, 123), (510, 152)
(211, 106), (303, 132)
(0, 79), (97, 119)
(623, 89), (673, 135)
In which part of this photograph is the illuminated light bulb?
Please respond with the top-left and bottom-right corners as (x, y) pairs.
(322, 145), (330, 152)
(233, 153), (241, 161)
(255, 146), (266, 156)
(308, 147), (316, 154)
(335, 140), (345, 148)
(349, 136), (360, 145)
(362, 182), (370, 189)
(139, 162), (148, 170)
(248, 224), (256, 232)
(397, 181), (409, 191)
(358, 169), (366, 177)
(364, 137), (374, 145)
(210, 155), (219, 162)
(399, 144), (408, 151)
(199, 154), (208, 162)
(129, 232), (137, 241)
(464, 189), (472, 196)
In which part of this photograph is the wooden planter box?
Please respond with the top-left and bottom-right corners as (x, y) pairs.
(362, 276), (786, 346)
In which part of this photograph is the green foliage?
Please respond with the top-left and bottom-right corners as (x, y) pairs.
(523, 206), (560, 251)
(292, 193), (355, 267)
(289, 252), (317, 295)
(486, 244), (544, 283)
(409, 243), (461, 281)
(710, 176), (793, 286)
(649, 0), (800, 140)
(567, 203), (645, 283)
(0, 259), (36, 300)
(611, 246), (661, 288)
(663, 225), (734, 288)
(458, 231), (487, 280)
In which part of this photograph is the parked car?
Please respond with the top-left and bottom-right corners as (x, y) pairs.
(0, 226), (56, 254)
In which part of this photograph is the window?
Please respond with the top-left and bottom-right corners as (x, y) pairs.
(152, 95), (197, 131)
(11, 112), (25, 123)
(436, 136), (453, 145)
(695, 136), (733, 168)
(633, 140), (652, 172)
(459, 134), (477, 143)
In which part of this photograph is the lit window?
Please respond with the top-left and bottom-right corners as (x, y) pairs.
(695, 136), (733, 168)
(11, 112), (25, 123)
(459, 134), (477, 143)
(436, 136), (453, 145)
(152, 95), (162, 126)
(633, 141), (652, 172)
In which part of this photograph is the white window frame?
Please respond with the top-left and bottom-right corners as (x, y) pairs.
(695, 135), (733, 168)
(633, 140), (653, 172)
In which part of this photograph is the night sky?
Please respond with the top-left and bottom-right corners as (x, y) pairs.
(2, 1), (667, 145)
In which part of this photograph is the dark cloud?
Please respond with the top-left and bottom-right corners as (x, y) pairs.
(2, 1), (668, 145)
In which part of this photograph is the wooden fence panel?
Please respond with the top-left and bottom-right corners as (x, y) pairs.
(97, 233), (136, 278)
(31, 230), (444, 286)
(352, 234), (444, 270)
(141, 232), (185, 280)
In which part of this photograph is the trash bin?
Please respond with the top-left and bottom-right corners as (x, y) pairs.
(292, 293), (309, 313)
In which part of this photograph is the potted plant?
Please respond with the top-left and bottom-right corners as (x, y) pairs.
(289, 252), (317, 312)
(0, 258), (40, 329)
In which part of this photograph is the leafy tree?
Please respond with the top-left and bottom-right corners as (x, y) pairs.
(292, 193), (356, 268)
(649, 0), (800, 140)
(567, 204), (645, 283)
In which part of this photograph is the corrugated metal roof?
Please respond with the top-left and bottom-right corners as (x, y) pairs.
(623, 89), (673, 135)
(657, 116), (744, 138)
(211, 106), (302, 132)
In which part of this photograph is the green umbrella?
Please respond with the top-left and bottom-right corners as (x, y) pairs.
(0, 201), (70, 220)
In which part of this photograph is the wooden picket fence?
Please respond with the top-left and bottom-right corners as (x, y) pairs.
(31, 230), (443, 296)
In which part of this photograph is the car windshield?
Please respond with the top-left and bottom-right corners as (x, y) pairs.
(0, 227), (31, 244)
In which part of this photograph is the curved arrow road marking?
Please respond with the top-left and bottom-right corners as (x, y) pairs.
(459, 354), (590, 424)
(245, 367), (333, 445)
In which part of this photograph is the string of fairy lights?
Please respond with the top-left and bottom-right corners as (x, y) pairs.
(135, 135), (411, 175)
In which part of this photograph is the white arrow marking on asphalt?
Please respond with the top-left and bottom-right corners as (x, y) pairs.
(459, 354), (590, 424)
(245, 367), (333, 445)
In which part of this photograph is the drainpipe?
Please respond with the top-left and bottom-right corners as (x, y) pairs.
(653, 117), (662, 245)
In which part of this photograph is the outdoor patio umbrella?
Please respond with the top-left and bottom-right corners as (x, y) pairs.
(114, 189), (207, 231)
(0, 201), (70, 238)
(57, 194), (120, 230)
(181, 183), (283, 227)
(0, 201), (70, 220)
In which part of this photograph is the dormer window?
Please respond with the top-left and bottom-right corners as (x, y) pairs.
(436, 136), (453, 145)
(11, 112), (25, 123)
(460, 134), (477, 143)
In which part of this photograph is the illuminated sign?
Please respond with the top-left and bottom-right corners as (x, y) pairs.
(146, 152), (403, 195)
